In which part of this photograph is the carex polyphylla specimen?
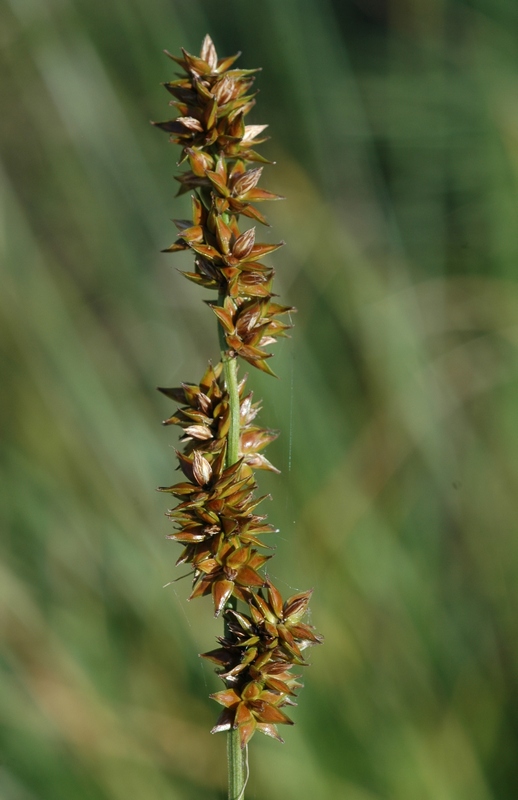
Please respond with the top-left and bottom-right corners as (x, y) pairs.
(154, 35), (323, 759)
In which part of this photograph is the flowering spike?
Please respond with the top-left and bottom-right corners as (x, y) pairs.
(155, 35), (322, 779)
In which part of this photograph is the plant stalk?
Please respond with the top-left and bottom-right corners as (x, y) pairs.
(218, 291), (246, 800)
(220, 353), (240, 469)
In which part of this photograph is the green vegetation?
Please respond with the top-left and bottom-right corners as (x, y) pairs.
(2, 1), (518, 798)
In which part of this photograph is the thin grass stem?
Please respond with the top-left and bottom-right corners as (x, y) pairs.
(219, 290), (246, 799)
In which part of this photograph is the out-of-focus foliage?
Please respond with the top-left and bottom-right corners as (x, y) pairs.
(2, 0), (518, 797)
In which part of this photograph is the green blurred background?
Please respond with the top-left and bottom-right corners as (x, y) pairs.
(2, 0), (518, 797)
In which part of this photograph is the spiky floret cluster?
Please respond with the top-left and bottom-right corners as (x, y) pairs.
(155, 35), (322, 749)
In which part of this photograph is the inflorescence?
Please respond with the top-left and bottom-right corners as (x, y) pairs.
(154, 34), (322, 749)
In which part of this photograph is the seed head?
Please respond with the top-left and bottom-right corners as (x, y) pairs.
(155, 34), (322, 748)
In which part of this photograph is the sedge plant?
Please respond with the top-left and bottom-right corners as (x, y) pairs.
(153, 35), (323, 800)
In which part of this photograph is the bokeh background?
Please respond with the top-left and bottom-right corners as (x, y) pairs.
(2, 0), (518, 797)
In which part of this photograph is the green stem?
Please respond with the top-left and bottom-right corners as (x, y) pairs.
(218, 291), (246, 800)
(227, 726), (245, 800)
(222, 355), (240, 470)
